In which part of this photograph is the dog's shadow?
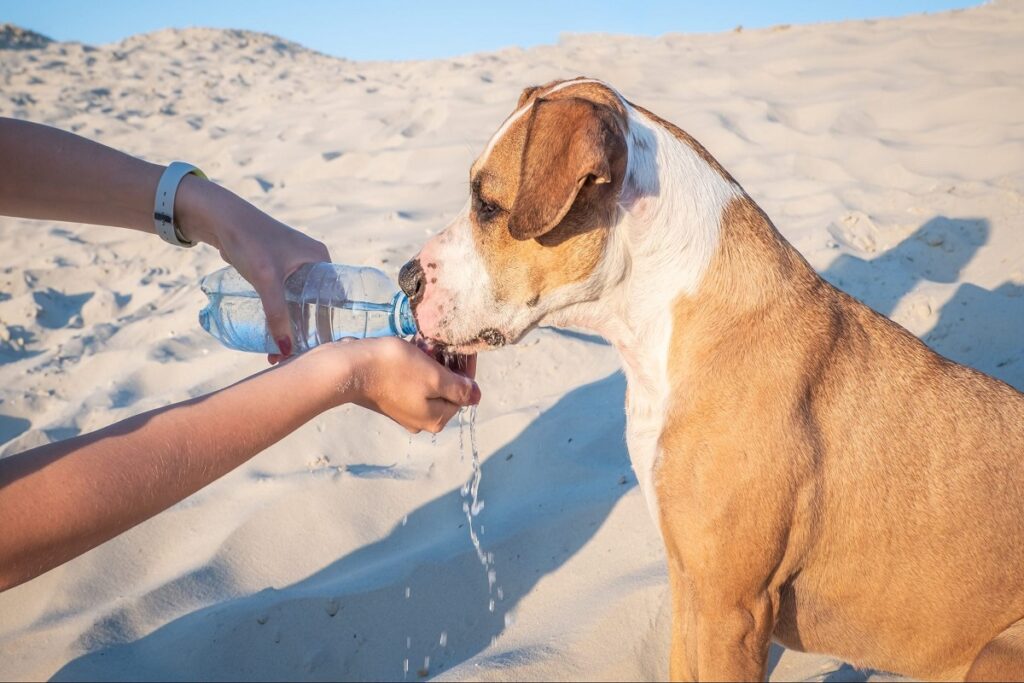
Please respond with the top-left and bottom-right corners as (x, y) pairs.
(52, 373), (635, 681)
(822, 215), (1024, 390)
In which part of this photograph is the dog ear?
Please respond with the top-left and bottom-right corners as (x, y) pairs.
(516, 85), (541, 108)
(508, 97), (626, 241)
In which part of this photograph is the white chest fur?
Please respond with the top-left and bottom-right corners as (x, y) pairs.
(620, 330), (674, 526)
(546, 100), (741, 529)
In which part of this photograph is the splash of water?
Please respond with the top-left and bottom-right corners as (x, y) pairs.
(459, 405), (504, 615)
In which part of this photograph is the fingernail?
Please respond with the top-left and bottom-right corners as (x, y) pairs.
(277, 337), (293, 357)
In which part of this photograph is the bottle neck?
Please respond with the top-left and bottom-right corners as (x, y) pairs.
(391, 292), (417, 337)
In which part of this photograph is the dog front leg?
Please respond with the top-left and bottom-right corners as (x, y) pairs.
(692, 591), (775, 682)
(668, 558), (697, 681)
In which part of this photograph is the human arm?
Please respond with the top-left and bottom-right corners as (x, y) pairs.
(0, 338), (480, 592)
(0, 117), (327, 354)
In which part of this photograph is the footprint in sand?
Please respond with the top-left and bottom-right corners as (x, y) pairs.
(827, 211), (879, 254)
(248, 175), (274, 193)
(109, 383), (140, 409)
(0, 324), (40, 362)
(32, 289), (93, 329)
(149, 336), (205, 363)
(140, 267), (169, 286)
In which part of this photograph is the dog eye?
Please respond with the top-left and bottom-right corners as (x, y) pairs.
(476, 199), (501, 221)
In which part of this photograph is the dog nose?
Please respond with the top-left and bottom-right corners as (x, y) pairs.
(398, 258), (426, 304)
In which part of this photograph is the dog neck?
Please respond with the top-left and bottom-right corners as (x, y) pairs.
(542, 106), (819, 521)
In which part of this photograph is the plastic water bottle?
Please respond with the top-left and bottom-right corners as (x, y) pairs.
(199, 263), (416, 354)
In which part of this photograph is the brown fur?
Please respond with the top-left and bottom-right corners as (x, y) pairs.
(466, 83), (626, 305)
(659, 194), (1024, 680)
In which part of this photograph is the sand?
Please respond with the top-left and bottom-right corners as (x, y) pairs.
(1, 2), (1022, 680)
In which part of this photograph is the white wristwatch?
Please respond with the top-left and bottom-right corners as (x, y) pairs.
(154, 161), (207, 248)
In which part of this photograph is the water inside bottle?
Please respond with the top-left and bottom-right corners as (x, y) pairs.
(291, 299), (394, 350)
(199, 292), (395, 354)
(200, 264), (412, 354)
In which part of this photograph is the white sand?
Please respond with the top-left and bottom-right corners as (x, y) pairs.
(1, 3), (1022, 680)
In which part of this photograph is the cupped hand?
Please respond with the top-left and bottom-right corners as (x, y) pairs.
(176, 176), (330, 360)
(333, 337), (480, 433)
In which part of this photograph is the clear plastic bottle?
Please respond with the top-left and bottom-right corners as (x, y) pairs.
(199, 263), (416, 354)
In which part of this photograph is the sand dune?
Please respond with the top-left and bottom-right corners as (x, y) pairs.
(1, 2), (1022, 680)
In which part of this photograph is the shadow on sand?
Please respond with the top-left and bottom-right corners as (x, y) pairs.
(823, 215), (1023, 390)
(53, 373), (633, 681)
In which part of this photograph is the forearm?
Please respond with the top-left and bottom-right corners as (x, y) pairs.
(0, 117), (290, 255)
(0, 345), (349, 592)
(0, 117), (165, 231)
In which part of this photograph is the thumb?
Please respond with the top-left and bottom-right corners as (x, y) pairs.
(437, 369), (481, 407)
(255, 279), (294, 357)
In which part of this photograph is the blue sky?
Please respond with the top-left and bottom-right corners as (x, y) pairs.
(4, 0), (980, 61)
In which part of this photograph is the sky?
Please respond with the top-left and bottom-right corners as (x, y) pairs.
(3, 0), (981, 61)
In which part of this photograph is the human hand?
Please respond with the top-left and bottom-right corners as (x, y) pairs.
(330, 337), (480, 433)
(175, 175), (330, 360)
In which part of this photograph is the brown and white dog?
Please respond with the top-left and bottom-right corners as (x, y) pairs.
(398, 77), (1024, 681)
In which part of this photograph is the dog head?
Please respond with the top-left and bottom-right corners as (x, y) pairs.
(399, 78), (629, 352)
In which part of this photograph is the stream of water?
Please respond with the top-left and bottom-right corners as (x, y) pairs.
(402, 386), (503, 679)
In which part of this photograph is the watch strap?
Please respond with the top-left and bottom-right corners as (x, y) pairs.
(154, 161), (207, 248)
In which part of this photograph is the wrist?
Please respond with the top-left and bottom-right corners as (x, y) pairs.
(174, 174), (233, 249)
(299, 343), (367, 409)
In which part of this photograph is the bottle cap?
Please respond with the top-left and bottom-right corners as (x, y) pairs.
(391, 292), (417, 337)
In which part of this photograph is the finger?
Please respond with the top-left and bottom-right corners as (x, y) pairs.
(425, 398), (462, 433)
(435, 366), (481, 406)
(254, 279), (293, 357)
(314, 240), (332, 263)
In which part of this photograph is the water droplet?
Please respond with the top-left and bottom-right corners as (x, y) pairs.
(488, 599), (495, 612)
(405, 586), (411, 599)
(439, 631), (448, 647)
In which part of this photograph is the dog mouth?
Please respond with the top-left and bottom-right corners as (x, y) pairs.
(417, 328), (508, 356)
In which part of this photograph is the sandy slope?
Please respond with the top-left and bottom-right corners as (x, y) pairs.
(1, 2), (1022, 680)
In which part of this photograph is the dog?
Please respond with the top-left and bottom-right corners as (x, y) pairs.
(398, 77), (1024, 681)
